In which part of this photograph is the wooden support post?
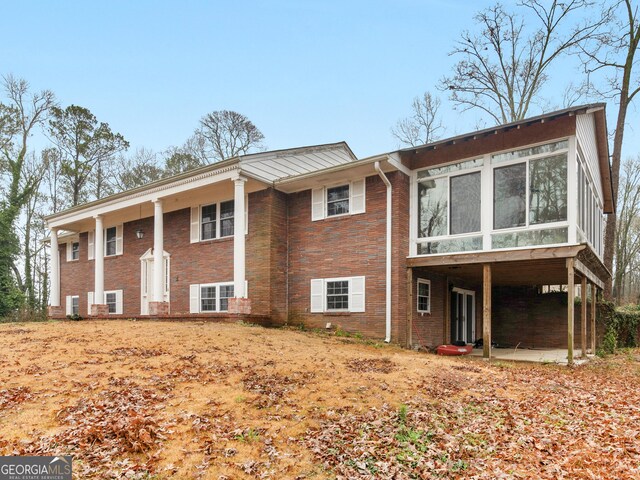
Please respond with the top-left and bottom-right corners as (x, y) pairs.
(444, 276), (450, 344)
(567, 258), (575, 366)
(581, 276), (587, 358)
(483, 263), (492, 359)
(591, 283), (597, 354)
(406, 268), (413, 348)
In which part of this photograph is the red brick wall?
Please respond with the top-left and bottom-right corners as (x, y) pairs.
(287, 175), (388, 338)
(492, 287), (591, 349)
(390, 171), (410, 344)
(58, 190), (275, 318)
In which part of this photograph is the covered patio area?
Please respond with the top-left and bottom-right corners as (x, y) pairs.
(407, 244), (610, 366)
(469, 347), (592, 365)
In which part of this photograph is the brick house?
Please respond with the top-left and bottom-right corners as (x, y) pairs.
(46, 104), (612, 363)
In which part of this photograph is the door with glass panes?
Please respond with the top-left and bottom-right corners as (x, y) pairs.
(450, 288), (475, 344)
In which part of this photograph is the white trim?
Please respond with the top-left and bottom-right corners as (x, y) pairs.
(309, 276), (366, 313)
(195, 199), (239, 242)
(65, 295), (79, 316)
(47, 167), (241, 229)
(140, 248), (171, 315)
(192, 281), (235, 313)
(311, 179), (367, 221)
(104, 289), (123, 315)
(451, 288), (475, 344)
(416, 279), (431, 314)
(103, 224), (123, 257)
(66, 241), (80, 262)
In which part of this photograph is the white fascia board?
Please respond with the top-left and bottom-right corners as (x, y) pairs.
(47, 166), (248, 229)
(274, 155), (397, 192)
(385, 152), (411, 176)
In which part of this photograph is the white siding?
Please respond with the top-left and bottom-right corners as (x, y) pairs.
(576, 113), (603, 203)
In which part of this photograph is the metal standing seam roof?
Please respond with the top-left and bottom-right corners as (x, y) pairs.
(44, 141), (359, 224)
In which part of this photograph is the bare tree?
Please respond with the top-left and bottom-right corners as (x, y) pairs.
(197, 110), (265, 162)
(112, 148), (163, 192)
(613, 156), (640, 303)
(580, 0), (640, 300)
(0, 76), (54, 316)
(392, 92), (445, 147)
(441, 1), (606, 124)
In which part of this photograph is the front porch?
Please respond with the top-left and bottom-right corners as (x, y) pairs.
(407, 244), (610, 366)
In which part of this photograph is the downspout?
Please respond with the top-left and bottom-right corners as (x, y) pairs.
(375, 161), (392, 343)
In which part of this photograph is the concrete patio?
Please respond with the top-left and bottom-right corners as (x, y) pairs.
(469, 348), (593, 365)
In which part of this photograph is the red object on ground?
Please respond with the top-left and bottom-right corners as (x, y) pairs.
(436, 344), (473, 356)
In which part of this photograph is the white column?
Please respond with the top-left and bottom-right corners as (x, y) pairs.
(50, 227), (60, 307)
(94, 215), (104, 304)
(153, 199), (164, 302)
(233, 176), (247, 298)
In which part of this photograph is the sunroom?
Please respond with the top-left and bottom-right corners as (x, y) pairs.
(402, 105), (613, 364)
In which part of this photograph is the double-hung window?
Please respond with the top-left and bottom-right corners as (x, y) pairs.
(71, 242), (80, 261)
(66, 295), (80, 316)
(326, 280), (349, 310)
(105, 227), (117, 257)
(311, 179), (366, 221)
(105, 292), (117, 314)
(190, 282), (239, 313)
(88, 225), (123, 259)
(310, 276), (365, 313)
(201, 204), (217, 240)
(326, 185), (350, 217)
(417, 279), (431, 313)
(191, 200), (237, 242)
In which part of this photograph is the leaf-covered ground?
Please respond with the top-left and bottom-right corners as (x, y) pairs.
(0, 320), (638, 479)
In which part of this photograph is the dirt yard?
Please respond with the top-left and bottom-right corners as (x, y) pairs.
(0, 320), (638, 479)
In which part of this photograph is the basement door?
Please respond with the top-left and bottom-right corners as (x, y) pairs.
(140, 248), (170, 315)
(451, 288), (475, 344)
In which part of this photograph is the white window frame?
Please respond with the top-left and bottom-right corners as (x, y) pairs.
(190, 281), (247, 313)
(311, 179), (366, 221)
(325, 278), (350, 312)
(88, 290), (123, 314)
(310, 276), (366, 313)
(66, 241), (80, 262)
(411, 137), (573, 257)
(88, 225), (123, 260)
(104, 289), (123, 314)
(191, 197), (248, 243)
(416, 278), (431, 314)
(66, 295), (80, 316)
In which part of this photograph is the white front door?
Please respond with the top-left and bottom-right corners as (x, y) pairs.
(140, 249), (170, 315)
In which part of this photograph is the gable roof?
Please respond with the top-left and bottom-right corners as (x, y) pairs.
(398, 103), (614, 213)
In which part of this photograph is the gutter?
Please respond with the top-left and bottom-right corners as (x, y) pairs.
(374, 160), (392, 343)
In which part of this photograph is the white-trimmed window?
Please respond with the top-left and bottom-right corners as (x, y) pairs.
(66, 241), (80, 261)
(311, 179), (366, 221)
(65, 295), (79, 316)
(417, 279), (431, 313)
(190, 199), (247, 243)
(310, 276), (365, 313)
(87, 290), (123, 315)
(190, 282), (247, 313)
(88, 225), (123, 259)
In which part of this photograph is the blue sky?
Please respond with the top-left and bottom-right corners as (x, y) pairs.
(1, 0), (637, 159)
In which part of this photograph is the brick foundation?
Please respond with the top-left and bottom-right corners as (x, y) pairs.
(228, 297), (252, 314)
(48, 305), (65, 318)
(91, 304), (110, 316)
(148, 301), (170, 316)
